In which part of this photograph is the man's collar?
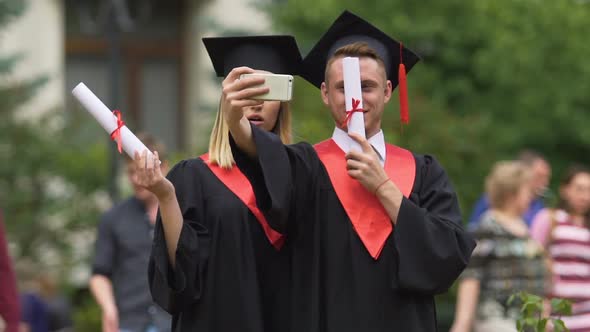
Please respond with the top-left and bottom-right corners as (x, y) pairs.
(332, 127), (386, 165)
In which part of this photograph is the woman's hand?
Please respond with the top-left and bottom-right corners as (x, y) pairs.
(132, 150), (174, 201)
(220, 67), (268, 128)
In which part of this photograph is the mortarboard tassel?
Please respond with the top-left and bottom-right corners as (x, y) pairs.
(398, 43), (409, 124)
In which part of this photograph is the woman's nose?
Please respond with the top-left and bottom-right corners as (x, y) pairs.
(250, 103), (263, 111)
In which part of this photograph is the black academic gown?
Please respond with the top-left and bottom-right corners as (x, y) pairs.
(148, 158), (290, 332)
(234, 125), (476, 332)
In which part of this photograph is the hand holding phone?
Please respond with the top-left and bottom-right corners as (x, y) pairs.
(239, 73), (294, 101)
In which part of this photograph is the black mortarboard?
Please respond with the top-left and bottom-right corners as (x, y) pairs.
(301, 10), (420, 89)
(301, 10), (421, 124)
(202, 35), (302, 77)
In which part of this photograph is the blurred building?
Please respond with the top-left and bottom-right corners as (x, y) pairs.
(1, 0), (273, 152)
(0, 0), (275, 285)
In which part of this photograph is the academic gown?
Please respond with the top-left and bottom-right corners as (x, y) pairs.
(148, 158), (290, 332)
(233, 125), (476, 332)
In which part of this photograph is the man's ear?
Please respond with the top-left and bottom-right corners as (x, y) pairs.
(321, 82), (329, 106)
(383, 80), (393, 104)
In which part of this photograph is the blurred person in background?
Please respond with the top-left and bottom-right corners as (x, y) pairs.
(89, 133), (170, 332)
(19, 291), (48, 332)
(530, 165), (590, 331)
(16, 270), (72, 332)
(36, 274), (72, 332)
(468, 150), (551, 230)
(451, 161), (547, 332)
(17, 261), (49, 332)
(0, 209), (20, 332)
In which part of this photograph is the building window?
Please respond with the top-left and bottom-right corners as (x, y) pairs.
(64, 0), (186, 150)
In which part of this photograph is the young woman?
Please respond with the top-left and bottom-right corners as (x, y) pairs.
(531, 165), (590, 332)
(451, 161), (547, 332)
(135, 35), (301, 332)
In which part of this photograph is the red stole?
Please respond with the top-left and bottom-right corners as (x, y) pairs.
(314, 139), (416, 259)
(200, 154), (285, 250)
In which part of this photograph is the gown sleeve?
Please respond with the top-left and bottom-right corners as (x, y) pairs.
(230, 124), (320, 237)
(391, 154), (476, 294)
(148, 159), (210, 314)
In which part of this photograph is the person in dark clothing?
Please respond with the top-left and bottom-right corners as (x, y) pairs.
(90, 134), (171, 332)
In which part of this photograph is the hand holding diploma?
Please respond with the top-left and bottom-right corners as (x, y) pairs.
(132, 150), (175, 200)
(71, 82), (156, 161)
(341, 58), (396, 197)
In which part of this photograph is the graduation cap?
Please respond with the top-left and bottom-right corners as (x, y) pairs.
(302, 10), (420, 124)
(202, 35), (302, 77)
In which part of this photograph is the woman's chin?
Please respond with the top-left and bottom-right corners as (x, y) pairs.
(249, 120), (264, 127)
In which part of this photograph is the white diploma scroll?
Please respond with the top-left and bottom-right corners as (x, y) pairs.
(71, 82), (153, 160)
(342, 57), (366, 152)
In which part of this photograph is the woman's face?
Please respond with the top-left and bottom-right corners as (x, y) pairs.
(561, 172), (590, 215)
(243, 100), (281, 132)
(242, 70), (282, 132)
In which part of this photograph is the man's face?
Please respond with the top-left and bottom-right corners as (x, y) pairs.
(321, 56), (392, 138)
(531, 159), (551, 196)
(126, 161), (153, 201)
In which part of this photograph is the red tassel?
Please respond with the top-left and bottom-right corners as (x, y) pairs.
(398, 63), (409, 124)
(398, 43), (409, 125)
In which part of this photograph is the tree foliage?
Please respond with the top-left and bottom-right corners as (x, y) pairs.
(265, 0), (590, 213)
(0, 0), (109, 280)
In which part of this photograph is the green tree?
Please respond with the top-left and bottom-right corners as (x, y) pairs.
(0, 0), (109, 280)
(266, 0), (590, 211)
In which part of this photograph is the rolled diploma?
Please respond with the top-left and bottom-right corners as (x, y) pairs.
(71, 82), (152, 159)
(342, 57), (366, 152)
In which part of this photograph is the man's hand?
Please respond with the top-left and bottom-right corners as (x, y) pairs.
(346, 133), (403, 223)
(220, 67), (269, 128)
(346, 133), (390, 194)
(101, 304), (119, 332)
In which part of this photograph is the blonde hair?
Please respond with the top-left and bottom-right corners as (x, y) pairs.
(325, 42), (387, 85)
(485, 161), (531, 209)
(208, 101), (292, 169)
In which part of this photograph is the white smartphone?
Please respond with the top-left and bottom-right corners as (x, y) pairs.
(239, 73), (294, 101)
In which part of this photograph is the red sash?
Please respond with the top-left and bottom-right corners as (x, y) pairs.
(314, 139), (416, 259)
(200, 154), (285, 250)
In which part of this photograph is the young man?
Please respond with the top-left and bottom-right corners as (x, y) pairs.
(90, 134), (170, 332)
(224, 11), (475, 332)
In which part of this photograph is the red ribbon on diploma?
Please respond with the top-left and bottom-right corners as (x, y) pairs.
(110, 110), (125, 153)
(341, 98), (366, 127)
